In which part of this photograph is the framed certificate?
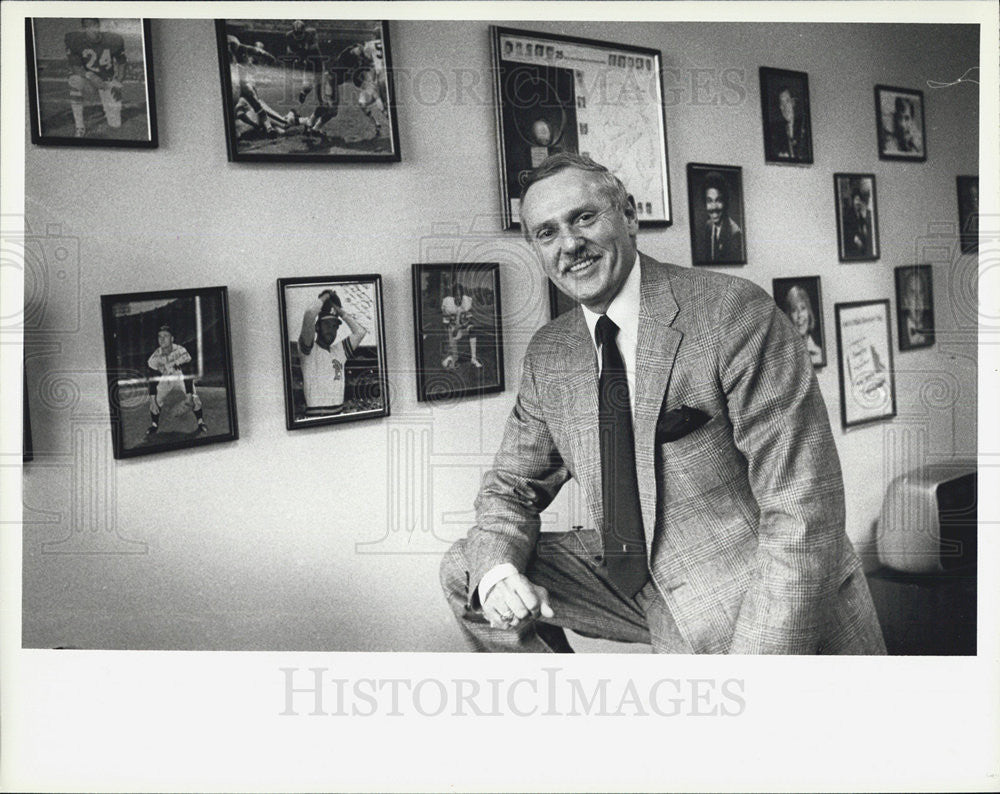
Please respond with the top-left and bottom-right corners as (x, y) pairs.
(490, 26), (671, 230)
(834, 299), (897, 429)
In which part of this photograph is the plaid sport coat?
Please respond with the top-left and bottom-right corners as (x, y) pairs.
(464, 254), (883, 654)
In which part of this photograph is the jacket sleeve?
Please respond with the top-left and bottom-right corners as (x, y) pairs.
(716, 279), (850, 654)
(461, 347), (571, 606)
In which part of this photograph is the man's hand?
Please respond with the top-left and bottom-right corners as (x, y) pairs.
(482, 573), (554, 630)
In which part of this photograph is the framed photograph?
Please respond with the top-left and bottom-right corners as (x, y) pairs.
(23, 372), (33, 464)
(216, 19), (400, 163)
(834, 300), (897, 429)
(490, 25), (670, 230)
(276, 275), (390, 430)
(548, 280), (578, 320)
(772, 276), (826, 368)
(759, 67), (813, 164)
(412, 263), (505, 402)
(895, 265), (935, 351)
(26, 18), (157, 147)
(834, 173), (880, 262)
(957, 175), (979, 253)
(687, 163), (747, 266)
(875, 85), (926, 161)
(100, 287), (238, 459)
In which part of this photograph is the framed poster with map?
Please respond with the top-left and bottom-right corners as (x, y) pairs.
(490, 26), (671, 230)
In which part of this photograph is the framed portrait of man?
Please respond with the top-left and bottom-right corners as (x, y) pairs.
(759, 67), (813, 164)
(100, 287), (239, 459)
(835, 299), (897, 429)
(215, 19), (400, 163)
(276, 275), (390, 430)
(894, 264), (935, 351)
(26, 17), (157, 147)
(875, 85), (926, 162)
(834, 173), (880, 262)
(412, 263), (505, 402)
(957, 175), (979, 253)
(490, 25), (671, 230)
(686, 163), (747, 266)
(772, 276), (825, 367)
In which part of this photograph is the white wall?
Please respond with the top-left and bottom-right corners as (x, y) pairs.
(22, 19), (978, 650)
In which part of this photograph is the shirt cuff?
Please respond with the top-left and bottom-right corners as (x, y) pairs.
(477, 563), (519, 607)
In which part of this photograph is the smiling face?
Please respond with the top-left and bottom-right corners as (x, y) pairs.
(157, 330), (173, 351)
(785, 287), (813, 337)
(705, 187), (725, 225)
(521, 167), (638, 314)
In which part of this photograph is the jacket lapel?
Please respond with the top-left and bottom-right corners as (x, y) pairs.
(633, 255), (682, 549)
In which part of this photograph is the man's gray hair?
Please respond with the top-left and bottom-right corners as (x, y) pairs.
(518, 153), (631, 241)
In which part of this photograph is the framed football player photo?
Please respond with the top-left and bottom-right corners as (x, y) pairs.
(875, 84), (926, 162)
(490, 25), (671, 230)
(215, 19), (400, 163)
(276, 275), (390, 430)
(772, 276), (825, 368)
(834, 173), (880, 262)
(835, 299), (897, 429)
(412, 263), (505, 402)
(759, 66), (813, 165)
(895, 264), (935, 351)
(687, 163), (747, 266)
(26, 17), (157, 147)
(100, 287), (239, 460)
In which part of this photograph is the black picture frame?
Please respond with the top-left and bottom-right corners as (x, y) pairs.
(276, 275), (390, 430)
(23, 371), (33, 464)
(100, 287), (239, 459)
(957, 175), (979, 253)
(895, 265), (935, 351)
(548, 280), (578, 320)
(759, 66), (813, 165)
(686, 162), (747, 266)
(26, 17), (157, 148)
(215, 19), (401, 163)
(875, 84), (926, 162)
(834, 173), (880, 262)
(834, 299), (897, 429)
(412, 263), (505, 402)
(772, 276), (826, 368)
(490, 25), (671, 230)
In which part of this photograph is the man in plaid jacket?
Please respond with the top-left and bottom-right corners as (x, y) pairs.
(440, 153), (885, 654)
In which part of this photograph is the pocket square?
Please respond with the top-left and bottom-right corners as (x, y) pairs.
(656, 405), (712, 443)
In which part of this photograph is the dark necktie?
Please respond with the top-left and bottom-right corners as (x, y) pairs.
(596, 315), (648, 597)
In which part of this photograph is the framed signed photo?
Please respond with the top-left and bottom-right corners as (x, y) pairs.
(412, 263), (505, 402)
(875, 85), (926, 161)
(895, 265), (935, 351)
(834, 173), (880, 262)
(835, 300), (897, 429)
(490, 26), (670, 230)
(548, 280), (578, 319)
(277, 275), (390, 430)
(100, 287), (238, 459)
(957, 175), (979, 253)
(687, 163), (747, 266)
(216, 19), (400, 163)
(772, 276), (825, 368)
(26, 17), (157, 147)
(759, 67), (813, 164)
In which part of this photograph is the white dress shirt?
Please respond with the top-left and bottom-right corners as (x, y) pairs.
(477, 252), (642, 605)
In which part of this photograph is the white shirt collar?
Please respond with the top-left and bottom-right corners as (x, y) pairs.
(581, 251), (641, 349)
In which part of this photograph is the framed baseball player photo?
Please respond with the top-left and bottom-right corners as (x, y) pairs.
(490, 25), (671, 230)
(277, 275), (390, 430)
(412, 262), (505, 402)
(26, 17), (158, 148)
(100, 287), (239, 459)
(216, 19), (400, 163)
